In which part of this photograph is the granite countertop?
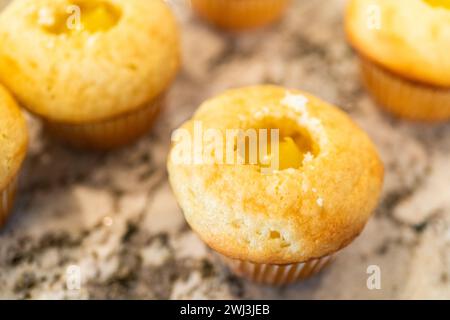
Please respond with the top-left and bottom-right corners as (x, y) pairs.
(0, 0), (449, 299)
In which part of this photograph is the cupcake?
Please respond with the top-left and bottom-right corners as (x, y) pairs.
(0, 0), (180, 149)
(167, 85), (384, 285)
(0, 85), (28, 227)
(190, 0), (291, 31)
(346, 0), (450, 122)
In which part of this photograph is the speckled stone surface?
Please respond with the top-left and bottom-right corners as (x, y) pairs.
(0, 0), (449, 299)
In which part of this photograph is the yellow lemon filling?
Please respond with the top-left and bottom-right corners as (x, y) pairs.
(277, 137), (304, 170)
(78, 2), (120, 32)
(240, 135), (305, 171)
(38, 1), (120, 34)
(423, 0), (450, 10)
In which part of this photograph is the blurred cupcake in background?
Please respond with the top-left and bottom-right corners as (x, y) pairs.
(0, 85), (28, 227)
(168, 85), (384, 285)
(190, 0), (292, 31)
(0, 0), (180, 150)
(346, 0), (450, 122)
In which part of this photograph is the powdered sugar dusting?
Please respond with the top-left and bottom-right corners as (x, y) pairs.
(285, 168), (296, 174)
(281, 93), (308, 114)
(254, 106), (270, 119)
(302, 178), (309, 193)
(303, 152), (314, 165)
(317, 197), (324, 207)
(281, 91), (328, 147)
(37, 7), (55, 27)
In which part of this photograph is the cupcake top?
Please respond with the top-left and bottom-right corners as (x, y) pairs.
(167, 85), (384, 264)
(0, 85), (28, 190)
(0, 0), (180, 123)
(346, 0), (450, 87)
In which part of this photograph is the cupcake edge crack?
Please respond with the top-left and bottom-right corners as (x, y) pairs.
(0, 0), (180, 149)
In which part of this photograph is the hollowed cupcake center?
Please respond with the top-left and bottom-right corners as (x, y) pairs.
(37, 1), (121, 34)
(276, 136), (304, 170)
(238, 117), (317, 172)
(239, 135), (305, 171)
(423, 0), (450, 10)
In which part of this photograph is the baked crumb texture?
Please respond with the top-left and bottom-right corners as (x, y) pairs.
(0, 0), (180, 148)
(0, 85), (28, 191)
(168, 85), (384, 265)
(0, 85), (27, 227)
(346, 0), (450, 121)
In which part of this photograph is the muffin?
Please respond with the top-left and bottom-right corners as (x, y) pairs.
(346, 0), (450, 122)
(190, 0), (291, 31)
(0, 0), (180, 149)
(0, 85), (28, 227)
(167, 85), (384, 285)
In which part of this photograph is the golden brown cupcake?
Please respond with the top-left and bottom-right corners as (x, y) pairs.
(0, 85), (28, 227)
(167, 85), (384, 285)
(346, 0), (450, 122)
(0, 0), (180, 149)
(190, 0), (292, 31)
